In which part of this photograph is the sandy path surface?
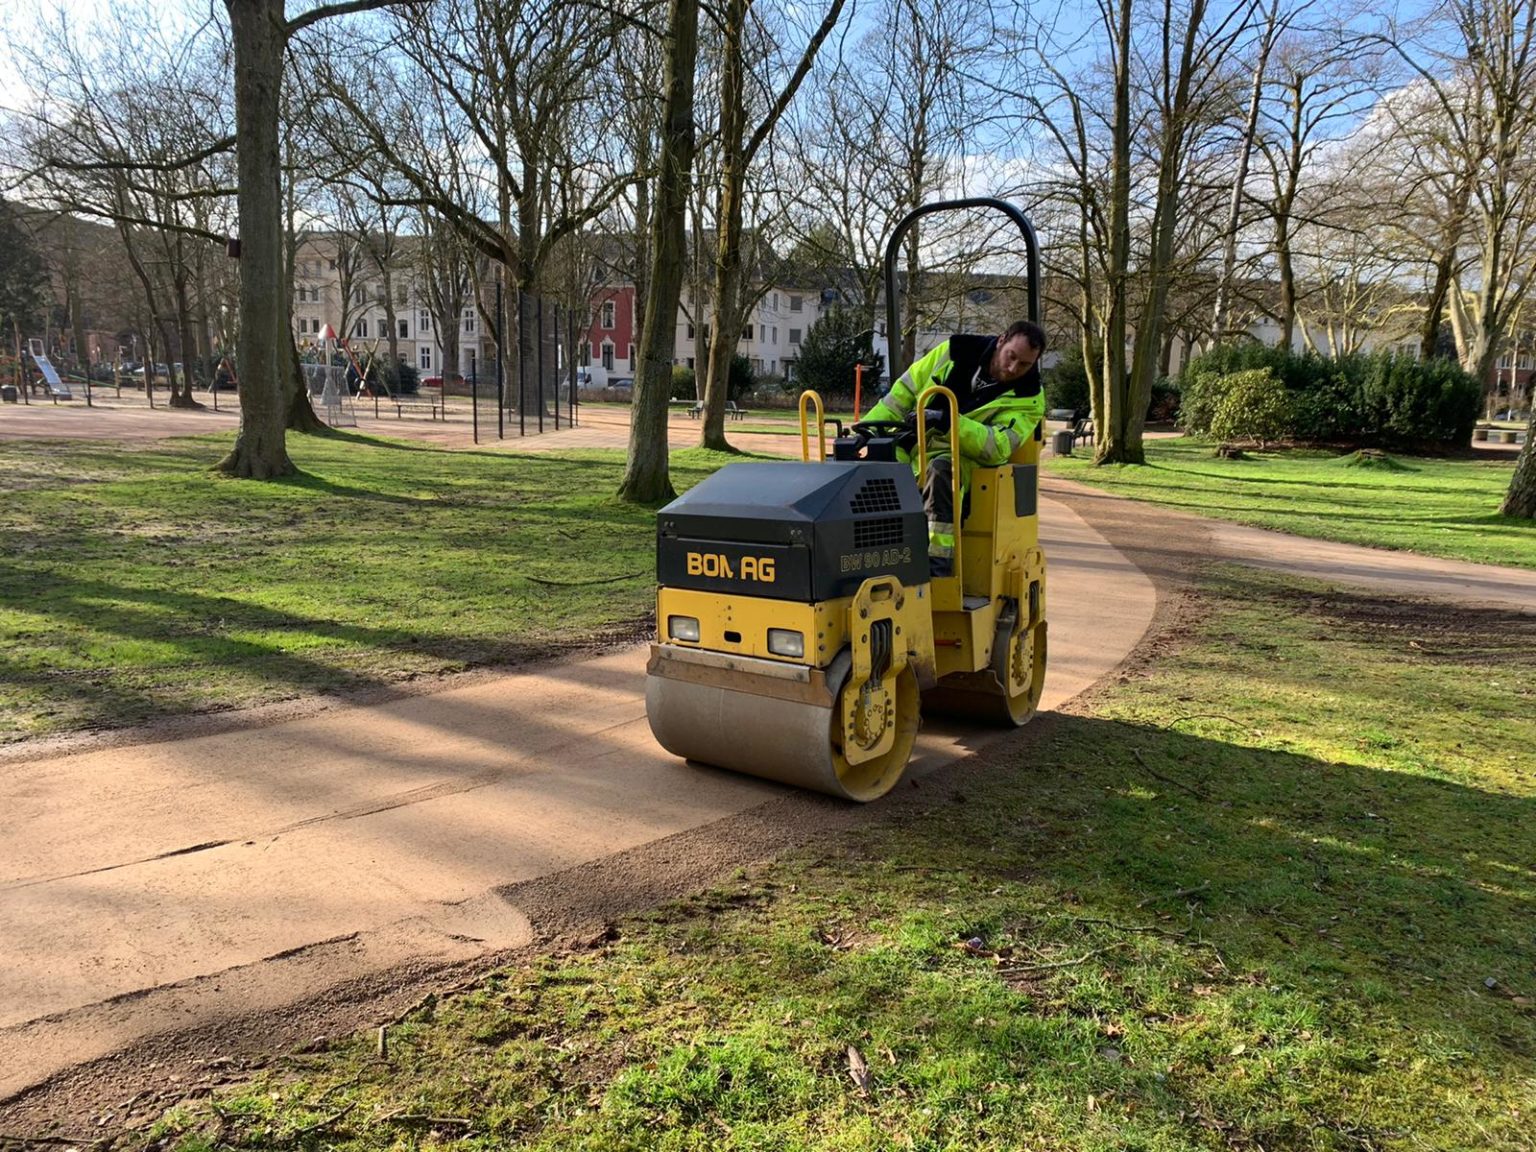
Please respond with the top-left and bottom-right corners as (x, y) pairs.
(0, 411), (1157, 1102)
(5, 407), (1525, 1116)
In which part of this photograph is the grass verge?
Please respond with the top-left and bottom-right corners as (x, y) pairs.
(0, 433), (740, 744)
(126, 565), (1534, 1151)
(1045, 437), (1532, 569)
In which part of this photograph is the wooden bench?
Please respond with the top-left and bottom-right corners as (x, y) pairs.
(679, 401), (748, 421)
(1071, 416), (1094, 445)
(391, 387), (444, 420)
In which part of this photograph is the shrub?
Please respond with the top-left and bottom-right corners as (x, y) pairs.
(1181, 342), (1480, 448)
(1044, 345), (1090, 413)
(1208, 369), (1292, 446)
(671, 365), (696, 401)
(729, 353), (755, 400)
(1147, 378), (1181, 422)
(381, 360), (420, 395)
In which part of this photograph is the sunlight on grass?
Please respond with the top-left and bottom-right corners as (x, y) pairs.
(0, 433), (732, 742)
(146, 566), (1534, 1151)
(1046, 437), (1533, 568)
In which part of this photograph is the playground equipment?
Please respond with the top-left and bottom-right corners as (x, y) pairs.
(644, 199), (1048, 801)
(303, 324), (356, 427)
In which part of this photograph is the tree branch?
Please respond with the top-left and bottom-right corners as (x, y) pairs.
(43, 135), (236, 174)
(286, 0), (427, 38)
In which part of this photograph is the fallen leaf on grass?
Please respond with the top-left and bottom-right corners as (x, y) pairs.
(847, 1046), (873, 1095)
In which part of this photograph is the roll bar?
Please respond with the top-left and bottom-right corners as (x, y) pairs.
(881, 197), (1041, 379)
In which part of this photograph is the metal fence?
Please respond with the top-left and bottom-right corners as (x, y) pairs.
(468, 288), (581, 444)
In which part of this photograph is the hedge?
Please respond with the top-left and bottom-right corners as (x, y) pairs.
(1179, 344), (1481, 448)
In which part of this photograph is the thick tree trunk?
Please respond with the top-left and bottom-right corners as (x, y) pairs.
(619, 0), (698, 504)
(1500, 412), (1536, 517)
(700, 0), (748, 453)
(1095, 0), (1134, 465)
(218, 0), (294, 478)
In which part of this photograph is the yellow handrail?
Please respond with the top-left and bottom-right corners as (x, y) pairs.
(798, 389), (826, 462)
(915, 385), (963, 587)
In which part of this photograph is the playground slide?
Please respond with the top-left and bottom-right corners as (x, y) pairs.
(29, 354), (73, 400)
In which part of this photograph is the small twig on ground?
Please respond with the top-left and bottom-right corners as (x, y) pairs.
(1063, 915), (1190, 939)
(1133, 747), (1209, 800)
(1137, 880), (1211, 909)
(0, 1135), (104, 1149)
(294, 1101), (357, 1137)
(1168, 713), (1260, 735)
(999, 942), (1127, 974)
(524, 571), (645, 587)
(378, 1112), (473, 1129)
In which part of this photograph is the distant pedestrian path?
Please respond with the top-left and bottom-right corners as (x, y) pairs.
(1047, 475), (1536, 612)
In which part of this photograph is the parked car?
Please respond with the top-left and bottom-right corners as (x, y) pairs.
(609, 376), (634, 392)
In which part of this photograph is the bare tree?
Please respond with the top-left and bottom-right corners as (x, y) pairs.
(695, 0), (847, 448)
(620, 0), (700, 503)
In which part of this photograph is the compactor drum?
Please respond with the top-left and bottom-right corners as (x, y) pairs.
(645, 197), (1049, 801)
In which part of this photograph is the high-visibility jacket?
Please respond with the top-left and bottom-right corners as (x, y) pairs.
(866, 334), (1045, 484)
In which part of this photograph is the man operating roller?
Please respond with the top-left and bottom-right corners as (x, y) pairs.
(864, 320), (1047, 577)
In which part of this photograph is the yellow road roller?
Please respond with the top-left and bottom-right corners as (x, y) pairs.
(645, 198), (1047, 801)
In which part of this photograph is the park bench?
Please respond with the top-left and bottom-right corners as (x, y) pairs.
(389, 386), (444, 421)
(1071, 415), (1094, 445)
(725, 401), (749, 421)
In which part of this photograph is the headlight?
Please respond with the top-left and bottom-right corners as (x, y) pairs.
(667, 615), (701, 642)
(767, 628), (805, 658)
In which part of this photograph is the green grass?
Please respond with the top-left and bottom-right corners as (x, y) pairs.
(131, 565), (1535, 1151)
(0, 432), (742, 743)
(1045, 437), (1533, 569)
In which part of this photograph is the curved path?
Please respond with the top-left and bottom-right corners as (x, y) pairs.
(0, 410), (1158, 1103)
(4, 403), (1525, 1109)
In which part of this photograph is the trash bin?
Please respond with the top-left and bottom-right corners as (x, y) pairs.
(1051, 429), (1074, 456)
(0, 385), (17, 403)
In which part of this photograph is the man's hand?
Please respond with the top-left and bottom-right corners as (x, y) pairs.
(920, 406), (950, 433)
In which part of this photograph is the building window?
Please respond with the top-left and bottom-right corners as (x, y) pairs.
(601, 342), (614, 371)
(419, 346), (432, 370)
(353, 319), (367, 338)
(742, 324), (753, 341)
(418, 310), (431, 331)
(687, 322), (695, 339)
(789, 328), (802, 345)
(399, 318), (409, 339)
(789, 295), (803, 312)
(772, 292), (779, 309)
(463, 310), (476, 334)
(772, 326), (777, 343)
(602, 300), (616, 329)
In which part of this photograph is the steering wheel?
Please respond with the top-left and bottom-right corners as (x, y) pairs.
(847, 419), (910, 438)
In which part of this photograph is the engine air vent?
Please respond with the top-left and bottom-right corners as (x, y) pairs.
(849, 476), (902, 514)
(853, 516), (906, 549)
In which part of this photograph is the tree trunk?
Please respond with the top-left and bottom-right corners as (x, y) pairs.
(286, 333), (326, 432)
(1095, 0), (1134, 465)
(169, 269), (202, 408)
(218, 0), (294, 478)
(1212, 0), (1278, 342)
(619, 0), (698, 504)
(700, 0), (748, 453)
(1500, 411), (1536, 517)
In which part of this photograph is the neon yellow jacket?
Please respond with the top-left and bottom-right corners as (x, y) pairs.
(866, 334), (1045, 476)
